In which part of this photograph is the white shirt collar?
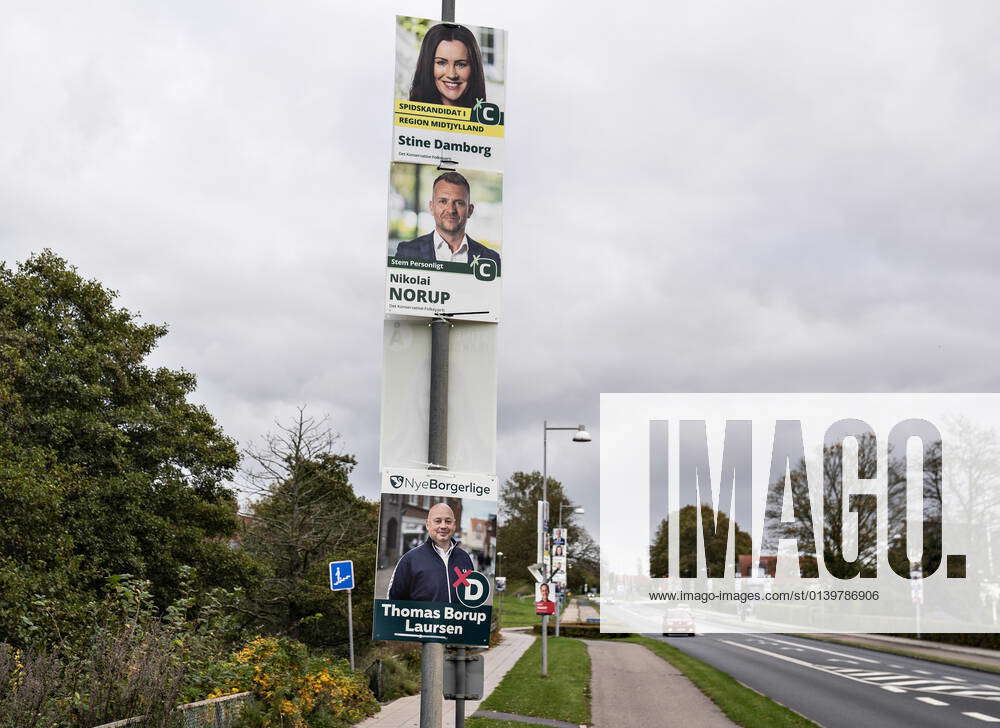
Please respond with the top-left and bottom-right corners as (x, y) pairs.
(432, 539), (455, 568)
(432, 539), (455, 557)
(433, 230), (469, 263)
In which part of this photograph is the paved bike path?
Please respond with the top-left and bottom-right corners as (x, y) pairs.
(355, 628), (534, 728)
(584, 640), (737, 728)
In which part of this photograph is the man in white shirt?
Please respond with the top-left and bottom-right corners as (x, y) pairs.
(393, 172), (502, 275)
(387, 502), (475, 602)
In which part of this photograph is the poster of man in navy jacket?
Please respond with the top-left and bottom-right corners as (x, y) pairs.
(387, 502), (475, 601)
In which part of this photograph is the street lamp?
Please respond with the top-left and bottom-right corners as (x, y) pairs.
(540, 421), (590, 676)
(559, 504), (585, 528)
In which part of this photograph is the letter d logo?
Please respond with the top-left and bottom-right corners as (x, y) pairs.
(456, 571), (491, 608)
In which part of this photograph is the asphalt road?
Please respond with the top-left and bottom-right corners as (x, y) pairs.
(657, 631), (1000, 727)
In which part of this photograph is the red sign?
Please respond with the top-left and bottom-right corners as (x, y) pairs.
(535, 599), (555, 615)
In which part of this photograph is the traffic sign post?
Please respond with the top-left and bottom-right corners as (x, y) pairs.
(330, 560), (355, 590)
(444, 651), (484, 700)
(329, 560), (356, 670)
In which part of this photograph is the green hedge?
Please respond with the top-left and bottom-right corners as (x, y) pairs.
(529, 624), (629, 640)
(889, 633), (1000, 650)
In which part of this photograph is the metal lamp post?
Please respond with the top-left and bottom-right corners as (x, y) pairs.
(495, 551), (503, 628)
(540, 422), (590, 676)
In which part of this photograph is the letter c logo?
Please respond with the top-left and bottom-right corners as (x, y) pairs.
(473, 259), (496, 282)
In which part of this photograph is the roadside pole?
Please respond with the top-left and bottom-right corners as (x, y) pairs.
(555, 583), (560, 637)
(539, 423), (589, 671)
(419, 0), (457, 714)
(328, 560), (356, 671)
(421, 317), (450, 728)
(347, 589), (355, 670)
(542, 427), (549, 677)
(376, 2), (506, 724)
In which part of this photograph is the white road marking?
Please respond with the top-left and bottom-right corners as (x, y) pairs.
(719, 640), (1000, 704)
(913, 684), (977, 693)
(915, 669), (932, 675)
(754, 637), (881, 663)
(983, 685), (1000, 690)
(944, 676), (968, 682)
(847, 672), (899, 679)
(914, 686), (1000, 700)
(916, 697), (948, 706)
(720, 641), (885, 688)
(890, 664), (904, 669)
(963, 712), (1000, 722)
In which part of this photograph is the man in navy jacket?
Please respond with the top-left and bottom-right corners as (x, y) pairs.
(388, 502), (475, 602)
(393, 171), (501, 276)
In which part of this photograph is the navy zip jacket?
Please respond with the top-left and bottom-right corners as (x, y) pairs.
(388, 538), (475, 602)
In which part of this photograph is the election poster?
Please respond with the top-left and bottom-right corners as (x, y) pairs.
(386, 162), (502, 322)
(372, 468), (498, 645)
(535, 583), (556, 615)
(552, 528), (568, 585)
(373, 14), (505, 650)
(393, 16), (506, 173)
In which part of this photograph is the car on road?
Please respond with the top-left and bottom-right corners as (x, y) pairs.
(662, 605), (695, 636)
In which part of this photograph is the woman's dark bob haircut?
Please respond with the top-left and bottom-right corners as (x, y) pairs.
(408, 23), (487, 108)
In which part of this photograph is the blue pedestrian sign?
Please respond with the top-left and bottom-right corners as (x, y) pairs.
(329, 560), (355, 591)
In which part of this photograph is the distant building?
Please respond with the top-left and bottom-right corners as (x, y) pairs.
(378, 494), (463, 570)
(738, 554), (777, 578)
(462, 514), (497, 573)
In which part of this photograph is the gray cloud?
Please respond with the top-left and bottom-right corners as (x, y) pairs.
(3, 1), (999, 540)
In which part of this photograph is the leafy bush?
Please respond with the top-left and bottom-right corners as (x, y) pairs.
(206, 637), (379, 728)
(0, 572), (243, 726)
(0, 626), (185, 728)
(361, 642), (422, 701)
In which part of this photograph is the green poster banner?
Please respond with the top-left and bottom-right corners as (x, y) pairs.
(373, 599), (492, 646)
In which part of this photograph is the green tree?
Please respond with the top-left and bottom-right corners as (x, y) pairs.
(496, 471), (598, 592)
(650, 505), (752, 578)
(649, 518), (669, 578)
(239, 411), (377, 653)
(0, 251), (256, 644)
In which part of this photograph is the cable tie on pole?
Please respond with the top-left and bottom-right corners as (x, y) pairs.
(439, 310), (489, 317)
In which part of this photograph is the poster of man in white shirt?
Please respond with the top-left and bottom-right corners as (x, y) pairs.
(375, 482), (498, 603)
(385, 163), (502, 323)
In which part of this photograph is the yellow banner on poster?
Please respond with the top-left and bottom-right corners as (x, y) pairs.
(395, 100), (473, 119)
(393, 100), (505, 139)
(393, 114), (504, 139)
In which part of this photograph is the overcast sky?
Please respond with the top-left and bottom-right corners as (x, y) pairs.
(3, 1), (999, 540)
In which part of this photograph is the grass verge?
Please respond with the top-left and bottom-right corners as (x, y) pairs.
(466, 637), (590, 727)
(496, 594), (542, 628)
(796, 635), (1000, 675)
(628, 636), (818, 728)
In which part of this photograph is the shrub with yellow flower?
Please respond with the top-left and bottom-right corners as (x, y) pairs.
(203, 636), (378, 727)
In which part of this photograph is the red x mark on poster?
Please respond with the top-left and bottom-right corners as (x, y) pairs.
(452, 567), (472, 588)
